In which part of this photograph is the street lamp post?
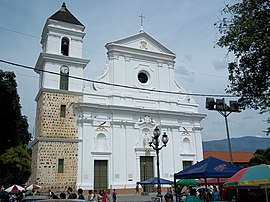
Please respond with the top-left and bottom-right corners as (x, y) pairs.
(143, 160), (146, 193)
(149, 126), (169, 198)
(205, 98), (241, 164)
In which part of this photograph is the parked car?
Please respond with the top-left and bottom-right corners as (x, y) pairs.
(40, 200), (85, 202)
(0, 191), (9, 202)
(21, 195), (48, 202)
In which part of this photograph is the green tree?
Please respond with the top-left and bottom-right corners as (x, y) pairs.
(216, 1), (270, 133)
(0, 70), (32, 186)
(0, 145), (31, 185)
(249, 147), (270, 166)
(0, 70), (31, 154)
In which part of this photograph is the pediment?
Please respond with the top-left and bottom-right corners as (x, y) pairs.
(106, 32), (175, 55)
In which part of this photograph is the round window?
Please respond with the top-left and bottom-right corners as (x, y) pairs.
(138, 72), (148, 84)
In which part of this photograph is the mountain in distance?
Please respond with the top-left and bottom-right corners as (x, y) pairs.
(203, 136), (270, 152)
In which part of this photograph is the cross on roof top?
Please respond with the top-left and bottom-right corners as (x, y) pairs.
(139, 14), (145, 33)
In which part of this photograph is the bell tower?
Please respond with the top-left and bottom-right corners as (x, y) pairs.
(31, 3), (89, 191)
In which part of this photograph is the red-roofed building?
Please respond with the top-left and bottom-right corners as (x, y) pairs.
(203, 151), (254, 167)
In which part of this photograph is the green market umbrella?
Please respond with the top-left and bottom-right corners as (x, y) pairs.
(176, 179), (200, 187)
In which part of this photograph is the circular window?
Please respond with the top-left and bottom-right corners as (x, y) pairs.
(138, 72), (148, 84)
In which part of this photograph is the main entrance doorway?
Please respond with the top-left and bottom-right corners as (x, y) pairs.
(94, 160), (108, 190)
(140, 156), (154, 192)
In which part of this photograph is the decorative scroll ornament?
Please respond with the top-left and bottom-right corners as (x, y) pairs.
(138, 115), (155, 126)
(95, 121), (108, 132)
(140, 40), (148, 50)
(181, 127), (190, 136)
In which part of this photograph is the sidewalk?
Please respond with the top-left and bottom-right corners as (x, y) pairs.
(117, 194), (151, 202)
(116, 193), (163, 202)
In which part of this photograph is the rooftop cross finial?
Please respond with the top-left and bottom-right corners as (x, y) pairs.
(60, 2), (67, 11)
(139, 14), (145, 33)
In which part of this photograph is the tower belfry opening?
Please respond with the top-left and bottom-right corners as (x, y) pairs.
(61, 37), (69, 56)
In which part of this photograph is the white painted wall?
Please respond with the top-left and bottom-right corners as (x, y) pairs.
(35, 19), (89, 93)
(74, 32), (205, 190)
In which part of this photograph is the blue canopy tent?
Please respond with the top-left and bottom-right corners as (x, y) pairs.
(174, 156), (241, 202)
(137, 177), (173, 185)
(174, 156), (241, 179)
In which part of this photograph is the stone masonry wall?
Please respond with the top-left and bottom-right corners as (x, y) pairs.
(31, 91), (82, 192)
(35, 92), (82, 139)
(30, 142), (38, 182)
(35, 141), (78, 192)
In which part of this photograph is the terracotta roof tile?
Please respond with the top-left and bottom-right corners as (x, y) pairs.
(203, 151), (254, 163)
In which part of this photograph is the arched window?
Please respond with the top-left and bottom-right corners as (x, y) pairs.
(61, 37), (69, 56)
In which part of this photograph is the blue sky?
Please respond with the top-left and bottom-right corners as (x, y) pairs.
(0, 0), (268, 142)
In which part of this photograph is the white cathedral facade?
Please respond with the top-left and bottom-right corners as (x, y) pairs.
(30, 3), (206, 192)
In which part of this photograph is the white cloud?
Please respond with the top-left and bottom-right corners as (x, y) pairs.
(212, 60), (227, 70)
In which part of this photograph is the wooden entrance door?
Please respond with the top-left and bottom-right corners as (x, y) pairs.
(140, 156), (154, 192)
(94, 160), (108, 190)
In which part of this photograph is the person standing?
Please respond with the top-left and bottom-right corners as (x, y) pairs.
(51, 192), (59, 199)
(98, 190), (103, 202)
(48, 189), (52, 199)
(88, 190), (93, 202)
(60, 192), (66, 199)
(212, 186), (220, 201)
(135, 185), (139, 194)
(88, 190), (98, 202)
(93, 190), (98, 202)
(102, 189), (110, 202)
(111, 189), (117, 202)
(78, 188), (85, 200)
(67, 187), (77, 199)
(164, 188), (173, 202)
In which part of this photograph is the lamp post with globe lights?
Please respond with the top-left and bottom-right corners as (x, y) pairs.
(149, 126), (169, 198)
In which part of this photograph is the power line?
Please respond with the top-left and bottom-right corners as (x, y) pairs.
(0, 26), (41, 39)
(0, 26), (106, 56)
(0, 59), (238, 98)
(1, 25), (229, 79)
